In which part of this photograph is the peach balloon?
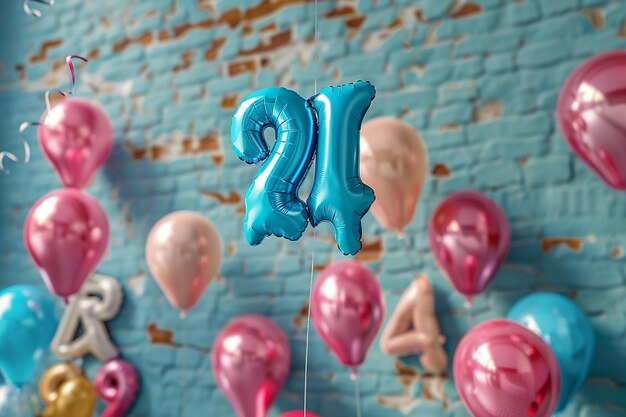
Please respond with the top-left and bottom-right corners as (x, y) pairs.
(360, 117), (428, 236)
(146, 211), (223, 315)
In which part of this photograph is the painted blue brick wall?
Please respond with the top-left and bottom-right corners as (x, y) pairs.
(1, 1), (626, 416)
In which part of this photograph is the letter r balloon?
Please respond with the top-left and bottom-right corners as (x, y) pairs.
(231, 81), (376, 255)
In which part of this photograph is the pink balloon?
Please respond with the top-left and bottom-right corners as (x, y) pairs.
(39, 98), (113, 188)
(145, 211), (223, 314)
(279, 411), (323, 417)
(453, 320), (561, 417)
(212, 315), (291, 417)
(558, 50), (626, 190)
(360, 117), (428, 236)
(94, 359), (140, 417)
(24, 188), (109, 300)
(311, 260), (385, 371)
(428, 190), (510, 305)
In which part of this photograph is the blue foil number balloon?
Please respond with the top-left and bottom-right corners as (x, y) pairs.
(231, 87), (317, 245)
(507, 292), (596, 413)
(307, 81), (376, 255)
(0, 285), (59, 387)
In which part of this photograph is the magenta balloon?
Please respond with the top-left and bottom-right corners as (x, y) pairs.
(311, 260), (385, 369)
(39, 98), (113, 188)
(24, 189), (109, 300)
(94, 359), (140, 417)
(558, 50), (626, 190)
(453, 320), (561, 417)
(279, 411), (323, 417)
(212, 315), (291, 417)
(428, 190), (510, 304)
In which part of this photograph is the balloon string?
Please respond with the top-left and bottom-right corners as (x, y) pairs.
(354, 371), (362, 417)
(23, 0), (54, 18)
(313, 0), (318, 94)
(303, 228), (316, 417)
(181, 315), (188, 417)
(45, 55), (89, 113)
(0, 122), (34, 173)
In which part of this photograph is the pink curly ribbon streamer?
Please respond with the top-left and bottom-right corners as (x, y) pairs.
(45, 55), (88, 112)
(23, 0), (55, 18)
(2, 55), (88, 172)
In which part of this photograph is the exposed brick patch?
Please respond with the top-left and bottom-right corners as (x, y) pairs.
(541, 238), (585, 253)
(147, 323), (175, 346)
(114, 31), (153, 53)
(326, 5), (356, 18)
(220, 9), (243, 28)
(292, 303), (308, 328)
(356, 237), (385, 263)
(260, 22), (278, 32)
(173, 51), (196, 73)
(581, 9), (605, 29)
(204, 37), (228, 60)
(612, 247), (623, 259)
(29, 39), (63, 63)
(221, 94), (239, 109)
(473, 100), (504, 122)
(201, 190), (242, 205)
(449, 2), (483, 19)
(346, 15), (367, 30)
(432, 163), (452, 178)
(88, 48), (100, 60)
(240, 29), (292, 55)
(228, 60), (256, 76)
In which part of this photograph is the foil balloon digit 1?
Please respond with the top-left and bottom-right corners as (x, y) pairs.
(40, 363), (97, 417)
(146, 211), (223, 316)
(558, 50), (626, 191)
(0, 286), (58, 387)
(212, 315), (291, 417)
(95, 359), (140, 417)
(360, 117), (428, 237)
(311, 260), (385, 375)
(24, 188), (110, 301)
(428, 190), (510, 306)
(508, 293), (595, 413)
(307, 81), (376, 255)
(39, 97), (114, 188)
(231, 87), (316, 245)
(51, 274), (123, 361)
(453, 320), (561, 417)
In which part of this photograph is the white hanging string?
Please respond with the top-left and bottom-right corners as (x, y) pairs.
(303, 3), (319, 416)
(354, 370), (362, 417)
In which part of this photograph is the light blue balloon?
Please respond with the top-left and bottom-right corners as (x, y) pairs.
(507, 292), (595, 412)
(307, 81), (376, 255)
(231, 87), (317, 246)
(0, 286), (58, 387)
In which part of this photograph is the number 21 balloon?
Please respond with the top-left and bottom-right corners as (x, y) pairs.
(232, 81), (376, 255)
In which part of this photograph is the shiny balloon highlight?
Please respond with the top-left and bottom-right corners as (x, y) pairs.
(146, 210), (223, 314)
(558, 50), (626, 190)
(311, 260), (385, 371)
(95, 359), (140, 417)
(508, 292), (595, 412)
(361, 117), (428, 236)
(453, 320), (561, 417)
(0, 285), (58, 387)
(212, 315), (291, 417)
(24, 188), (110, 300)
(428, 190), (510, 305)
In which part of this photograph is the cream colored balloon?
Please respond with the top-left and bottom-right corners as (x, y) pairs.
(146, 211), (223, 315)
(360, 117), (428, 236)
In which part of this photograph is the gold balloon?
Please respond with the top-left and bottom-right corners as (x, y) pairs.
(39, 363), (83, 404)
(40, 363), (96, 417)
(42, 377), (96, 417)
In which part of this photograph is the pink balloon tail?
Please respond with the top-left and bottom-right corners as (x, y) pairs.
(464, 255), (478, 291)
(23, 0), (54, 17)
(598, 148), (626, 189)
(464, 297), (473, 309)
(0, 122), (33, 173)
(397, 230), (406, 240)
(350, 367), (358, 381)
(180, 310), (188, 320)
